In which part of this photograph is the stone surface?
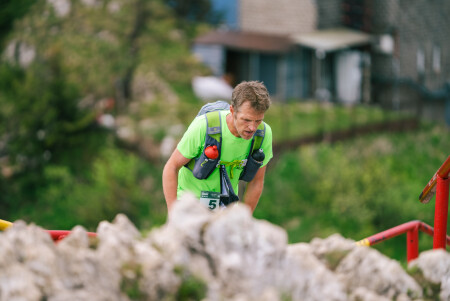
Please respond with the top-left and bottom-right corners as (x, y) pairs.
(0, 195), (446, 300)
(409, 248), (450, 300)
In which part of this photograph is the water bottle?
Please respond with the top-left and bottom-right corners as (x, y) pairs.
(205, 145), (219, 159)
(252, 148), (265, 163)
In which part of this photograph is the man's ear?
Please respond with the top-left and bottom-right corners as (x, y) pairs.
(230, 105), (235, 115)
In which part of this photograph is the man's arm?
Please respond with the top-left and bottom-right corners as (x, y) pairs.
(162, 149), (191, 212)
(242, 165), (267, 213)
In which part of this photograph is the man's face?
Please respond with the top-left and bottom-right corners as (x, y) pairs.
(230, 101), (265, 140)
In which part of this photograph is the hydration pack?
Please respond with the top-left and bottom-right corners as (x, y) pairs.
(185, 100), (266, 182)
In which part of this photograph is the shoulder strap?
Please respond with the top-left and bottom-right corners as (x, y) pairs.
(185, 111), (223, 171)
(205, 111), (222, 143)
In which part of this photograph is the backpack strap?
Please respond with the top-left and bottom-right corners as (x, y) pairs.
(251, 122), (266, 153)
(237, 122), (266, 182)
(205, 110), (222, 144)
(185, 111), (222, 176)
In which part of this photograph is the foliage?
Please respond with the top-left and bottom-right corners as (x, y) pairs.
(407, 265), (441, 300)
(121, 262), (145, 300)
(0, 0), (204, 231)
(6, 148), (166, 231)
(165, 0), (223, 36)
(0, 59), (95, 170)
(174, 265), (208, 301)
(263, 101), (412, 142)
(255, 121), (450, 262)
(0, 0), (34, 47)
(166, 0), (212, 22)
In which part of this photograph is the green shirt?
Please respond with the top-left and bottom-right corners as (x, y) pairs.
(177, 110), (273, 199)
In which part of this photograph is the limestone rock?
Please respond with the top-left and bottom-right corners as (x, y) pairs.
(409, 249), (450, 300)
(0, 196), (443, 300)
(336, 246), (422, 299)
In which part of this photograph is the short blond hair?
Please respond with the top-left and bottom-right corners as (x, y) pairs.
(231, 81), (271, 112)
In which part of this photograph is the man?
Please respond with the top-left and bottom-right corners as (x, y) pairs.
(162, 81), (273, 213)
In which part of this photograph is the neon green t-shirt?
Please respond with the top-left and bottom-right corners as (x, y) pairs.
(177, 110), (273, 199)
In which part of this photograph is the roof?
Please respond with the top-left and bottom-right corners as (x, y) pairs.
(291, 28), (372, 52)
(194, 30), (293, 53)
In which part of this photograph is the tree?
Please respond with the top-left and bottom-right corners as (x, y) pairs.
(0, 0), (34, 48)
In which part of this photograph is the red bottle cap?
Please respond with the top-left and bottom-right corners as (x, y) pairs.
(205, 145), (219, 159)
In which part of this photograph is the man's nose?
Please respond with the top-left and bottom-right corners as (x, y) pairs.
(248, 123), (257, 131)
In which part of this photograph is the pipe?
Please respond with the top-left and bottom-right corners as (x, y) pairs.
(433, 175), (449, 249)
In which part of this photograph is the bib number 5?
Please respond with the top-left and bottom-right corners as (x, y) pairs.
(200, 191), (220, 211)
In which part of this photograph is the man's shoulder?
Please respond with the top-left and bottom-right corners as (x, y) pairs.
(262, 121), (272, 136)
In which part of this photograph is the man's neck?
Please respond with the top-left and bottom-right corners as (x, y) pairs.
(226, 112), (240, 138)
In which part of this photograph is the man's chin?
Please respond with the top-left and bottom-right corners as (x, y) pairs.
(241, 132), (255, 140)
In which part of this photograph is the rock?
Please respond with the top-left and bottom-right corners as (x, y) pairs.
(336, 246), (422, 299)
(0, 196), (442, 300)
(284, 243), (348, 301)
(408, 249), (450, 300)
(349, 287), (391, 301)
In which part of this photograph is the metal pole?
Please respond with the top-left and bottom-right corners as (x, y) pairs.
(433, 175), (449, 249)
(407, 226), (419, 262)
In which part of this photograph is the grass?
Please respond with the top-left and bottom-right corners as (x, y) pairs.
(264, 100), (414, 142)
(256, 112), (449, 263)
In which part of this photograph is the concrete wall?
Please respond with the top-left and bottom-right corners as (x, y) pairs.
(372, 0), (450, 90)
(315, 0), (342, 29)
(240, 0), (317, 35)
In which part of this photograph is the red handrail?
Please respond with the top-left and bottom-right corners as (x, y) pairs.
(46, 230), (97, 242)
(356, 220), (450, 262)
(1, 220), (97, 242)
(419, 155), (450, 249)
(419, 155), (450, 203)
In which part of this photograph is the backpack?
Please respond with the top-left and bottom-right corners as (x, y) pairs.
(185, 100), (266, 182)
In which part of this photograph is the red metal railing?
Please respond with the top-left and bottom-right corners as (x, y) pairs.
(358, 155), (450, 262)
(46, 230), (97, 242)
(356, 220), (450, 262)
(419, 155), (450, 249)
(0, 221), (97, 242)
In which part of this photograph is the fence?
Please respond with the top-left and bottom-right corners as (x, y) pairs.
(357, 155), (450, 262)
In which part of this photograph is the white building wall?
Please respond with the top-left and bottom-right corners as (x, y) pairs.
(191, 44), (225, 76)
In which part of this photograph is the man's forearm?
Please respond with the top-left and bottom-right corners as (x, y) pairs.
(243, 180), (263, 213)
(162, 149), (192, 213)
(162, 164), (179, 212)
(242, 166), (267, 213)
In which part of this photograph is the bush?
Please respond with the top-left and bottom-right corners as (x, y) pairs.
(256, 124), (450, 262)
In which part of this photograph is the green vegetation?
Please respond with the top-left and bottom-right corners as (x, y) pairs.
(174, 265), (208, 301)
(121, 262), (145, 300)
(256, 119), (450, 261)
(0, 0), (448, 266)
(264, 100), (413, 142)
(407, 265), (441, 300)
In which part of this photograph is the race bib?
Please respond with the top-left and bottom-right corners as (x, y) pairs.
(200, 191), (221, 211)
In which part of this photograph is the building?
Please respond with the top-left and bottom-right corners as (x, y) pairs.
(192, 0), (450, 124)
(368, 0), (450, 124)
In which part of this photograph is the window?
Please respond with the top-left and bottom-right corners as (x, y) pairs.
(416, 48), (425, 76)
(432, 45), (441, 74)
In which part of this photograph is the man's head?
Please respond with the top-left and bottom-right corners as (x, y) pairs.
(231, 81), (271, 113)
(228, 81), (271, 140)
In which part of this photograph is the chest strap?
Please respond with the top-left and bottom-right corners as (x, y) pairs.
(220, 159), (246, 179)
